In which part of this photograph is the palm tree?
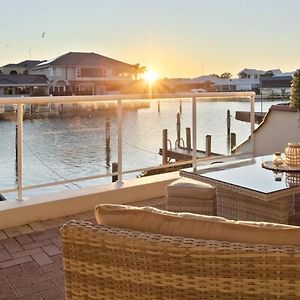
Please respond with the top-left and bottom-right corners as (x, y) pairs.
(220, 72), (232, 79)
(132, 63), (147, 80)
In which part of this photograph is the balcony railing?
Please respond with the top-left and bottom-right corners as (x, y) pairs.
(0, 92), (256, 200)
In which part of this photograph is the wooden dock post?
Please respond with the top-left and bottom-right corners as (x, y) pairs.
(179, 100), (182, 114)
(231, 132), (236, 153)
(176, 112), (181, 141)
(227, 109), (231, 136)
(186, 127), (191, 150)
(206, 135), (211, 157)
(112, 162), (118, 182)
(157, 100), (160, 113)
(105, 118), (111, 168)
(162, 129), (168, 165)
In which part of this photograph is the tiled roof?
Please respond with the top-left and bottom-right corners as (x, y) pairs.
(34, 52), (133, 69)
(1, 60), (44, 69)
(0, 74), (49, 85)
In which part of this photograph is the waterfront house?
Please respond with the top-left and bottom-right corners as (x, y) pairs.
(0, 60), (44, 75)
(238, 68), (268, 82)
(260, 73), (294, 98)
(29, 52), (134, 95)
(0, 74), (49, 97)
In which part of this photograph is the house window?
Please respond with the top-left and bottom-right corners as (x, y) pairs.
(16, 87), (30, 95)
(77, 68), (81, 77)
(4, 87), (13, 95)
(80, 68), (106, 77)
(50, 67), (56, 76)
(247, 74), (250, 78)
(254, 74), (258, 79)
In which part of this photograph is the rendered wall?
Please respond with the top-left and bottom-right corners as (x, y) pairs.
(236, 109), (300, 155)
(0, 172), (179, 229)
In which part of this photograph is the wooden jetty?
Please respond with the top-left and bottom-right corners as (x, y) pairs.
(159, 146), (221, 161)
(235, 111), (266, 124)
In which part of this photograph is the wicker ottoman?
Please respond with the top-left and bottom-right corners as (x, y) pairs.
(166, 178), (216, 215)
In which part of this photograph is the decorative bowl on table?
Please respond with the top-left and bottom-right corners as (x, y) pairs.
(285, 143), (300, 166)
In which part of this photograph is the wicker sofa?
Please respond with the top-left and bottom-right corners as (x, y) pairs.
(61, 218), (300, 300)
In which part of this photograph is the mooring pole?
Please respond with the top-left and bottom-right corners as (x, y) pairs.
(112, 162), (118, 182)
(157, 100), (160, 113)
(179, 100), (182, 114)
(231, 132), (236, 154)
(206, 135), (211, 157)
(176, 112), (181, 142)
(186, 127), (191, 151)
(162, 129), (168, 165)
(227, 109), (231, 136)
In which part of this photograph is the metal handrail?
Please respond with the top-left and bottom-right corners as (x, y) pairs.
(0, 92), (256, 200)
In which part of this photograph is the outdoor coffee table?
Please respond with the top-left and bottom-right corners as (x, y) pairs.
(180, 155), (300, 224)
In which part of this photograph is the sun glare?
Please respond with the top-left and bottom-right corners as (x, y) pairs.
(143, 70), (158, 84)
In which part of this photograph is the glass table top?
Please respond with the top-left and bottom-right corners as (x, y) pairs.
(181, 155), (300, 194)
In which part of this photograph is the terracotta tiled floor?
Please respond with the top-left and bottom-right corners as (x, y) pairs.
(0, 198), (166, 299)
(0, 215), (94, 300)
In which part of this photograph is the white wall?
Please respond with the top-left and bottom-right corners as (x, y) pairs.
(0, 172), (180, 229)
(236, 109), (300, 155)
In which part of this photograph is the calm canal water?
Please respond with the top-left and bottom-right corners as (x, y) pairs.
(0, 98), (282, 198)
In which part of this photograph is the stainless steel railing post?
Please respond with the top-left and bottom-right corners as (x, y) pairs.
(192, 97), (197, 171)
(250, 95), (256, 156)
(117, 99), (123, 184)
(17, 103), (24, 200)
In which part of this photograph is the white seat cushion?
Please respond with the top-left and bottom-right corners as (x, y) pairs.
(167, 178), (215, 200)
(95, 204), (300, 247)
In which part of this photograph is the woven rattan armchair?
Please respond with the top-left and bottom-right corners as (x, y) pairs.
(61, 220), (300, 300)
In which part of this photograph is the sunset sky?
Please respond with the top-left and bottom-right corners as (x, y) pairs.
(1, 0), (300, 78)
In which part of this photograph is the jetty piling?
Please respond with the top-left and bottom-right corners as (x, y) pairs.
(112, 162), (118, 182)
(227, 135), (231, 154)
(179, 100), (182, 114)
(157, 100), (160, 113)
(231, 132), (236, 154)
(206, 135), (212, 157)
(162, 129), (168, 165)
(186, 127), (191, 151)
(176, 112), (181, 141)
(227, 109), (231, 136)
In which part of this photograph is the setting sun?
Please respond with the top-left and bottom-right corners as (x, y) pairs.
(143, 70), (158, 84)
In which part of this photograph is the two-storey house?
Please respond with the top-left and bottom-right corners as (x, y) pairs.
(29, 52), (134, 95)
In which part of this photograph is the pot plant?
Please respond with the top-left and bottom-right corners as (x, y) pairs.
(290, 69), (300, 110)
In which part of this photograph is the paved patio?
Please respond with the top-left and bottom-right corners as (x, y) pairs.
(0, 198), (165, 299)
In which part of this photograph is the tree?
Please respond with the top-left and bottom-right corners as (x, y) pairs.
(239, 72), (248, 79)
(132, 63), (147, 80)
(261, 70), (274, 77)
(220, 72), (232, 79)
(290, 70), (300, 110)
(209, 74), (220, 78)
